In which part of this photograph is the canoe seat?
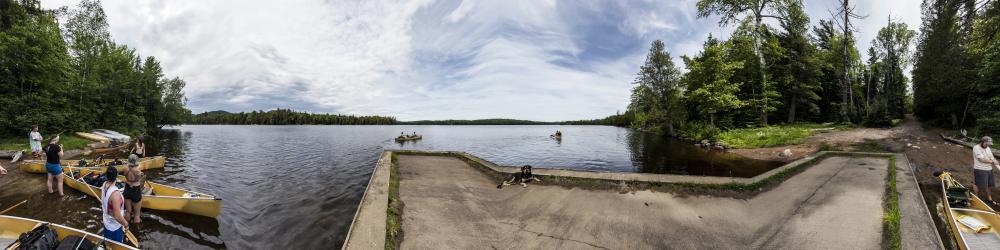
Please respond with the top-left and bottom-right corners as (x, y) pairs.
(948, 187), (971, 208)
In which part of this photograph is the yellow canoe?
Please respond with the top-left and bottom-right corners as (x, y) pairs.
(93, 143), (129, 154)
(939, 172), (1000, 250)
(19, 156), (166, 174)
(0, 215), (138, 250)
(75, 132), (109, 143)
(64, 167), (222, 218)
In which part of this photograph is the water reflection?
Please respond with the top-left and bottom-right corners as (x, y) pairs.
(625, 129), (783, 177)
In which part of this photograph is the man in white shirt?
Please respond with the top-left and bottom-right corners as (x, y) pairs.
(973, 136), (999, 205)
(29, 125), (42, 159)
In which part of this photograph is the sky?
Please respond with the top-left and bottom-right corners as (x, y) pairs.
(41, 0), (922, 122)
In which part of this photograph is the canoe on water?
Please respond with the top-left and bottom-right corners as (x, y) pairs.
(395, 135), (422, 142)
(74, 132), (109, 143)
(64, 167), (223, 218)
(937, 171), (1000, 250)
(0, 215), (138, 250)
(19, 156), (166, 174)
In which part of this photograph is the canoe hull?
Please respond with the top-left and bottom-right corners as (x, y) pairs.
(92, 143), (128, 154)
(0, 215), (138, 250)
(395, 135), (422, 142)
(75, 132), (109, 143)
(19, 156), (166, 174)
(939, 172), (1000, 250)
(64, 167), (222, 218)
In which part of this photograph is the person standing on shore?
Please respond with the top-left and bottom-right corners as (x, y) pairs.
(130, 138), (145, 158)
(973, 136), (1000, 205)
(101, 166), (129, 243)
(43, 136), (64, 196)
(123, 154), (145, 223)
(29, 125), (42, 159)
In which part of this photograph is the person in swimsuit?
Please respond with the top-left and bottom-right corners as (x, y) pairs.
(123, 154), (145, 223)
(101, 166), (129, 243)
(43, 136), (64, 196)
(130, 138), (145, 158)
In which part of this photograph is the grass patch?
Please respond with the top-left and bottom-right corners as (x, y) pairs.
(883, 156), (901, 249)
(385, 154), (403, 250)
(818, 143), (839, 151)
(718, 123), (848, 149)
(855, 140), (885, 153)
(0, 134), (92, 151)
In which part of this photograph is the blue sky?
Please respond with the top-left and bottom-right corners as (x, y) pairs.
(42, 0), (921, 121)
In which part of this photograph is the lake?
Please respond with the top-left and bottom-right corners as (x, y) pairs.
(0, 125), (781, 249)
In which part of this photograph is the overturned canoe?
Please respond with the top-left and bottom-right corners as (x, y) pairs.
(395, 135), (422, 142)
(64, 167), (222, 218)
(19, 156), (166, 174)
(938, 171), (1000, 250)
(0, 215), (138, 250)
(92, 143), (129, 154)
(75, 132), (110, 143)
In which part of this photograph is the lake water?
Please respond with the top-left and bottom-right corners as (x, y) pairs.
(0, 125), (781, 249)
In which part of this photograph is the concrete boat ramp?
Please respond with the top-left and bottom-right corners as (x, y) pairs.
(343, 151), (943, 249)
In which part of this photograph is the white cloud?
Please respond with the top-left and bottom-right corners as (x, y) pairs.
(39, 0), (926, 121)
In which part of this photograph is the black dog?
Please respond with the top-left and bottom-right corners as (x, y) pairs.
(497, 165), (541, 189)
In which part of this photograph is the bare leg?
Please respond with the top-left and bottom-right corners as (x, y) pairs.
(47, 174), (54, 193)
(56, 174), (64, 196)
(132, 201), (142, 223)
(125, 201), (133, 219)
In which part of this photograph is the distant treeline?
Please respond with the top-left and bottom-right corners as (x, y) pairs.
(401, 119), (555, 125)
(188, 109), (397, 125)
(559, 111), (633, 126)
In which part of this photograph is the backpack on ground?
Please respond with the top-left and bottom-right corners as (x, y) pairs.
(55, 236), (96, 250)
(17, 224), (58, 250)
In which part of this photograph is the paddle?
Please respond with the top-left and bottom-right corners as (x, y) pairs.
(0, 200), (27, 215)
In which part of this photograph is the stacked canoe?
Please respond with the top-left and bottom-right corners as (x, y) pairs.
(0, 215), (138, 250)
(64, 167), (222, 218)
(18, 156), (166, 174)
(939, 171), (1000, 249)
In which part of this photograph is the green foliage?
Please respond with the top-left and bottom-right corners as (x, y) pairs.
(189, 109), (397, 125)
(884, 156), (901, 250)
(560, 110), (633, 126)
(913, 0), (975, 127)
(677, 122), (722, 142)
(971, 0), (1000, 136)
(628, 40), (686, 135)
(774, 1), (821, 124)
(717, 123), (839, 148)
(0, 0), (190, 137)
(0, 134), (90, 151)
(683, 35), (745, 126)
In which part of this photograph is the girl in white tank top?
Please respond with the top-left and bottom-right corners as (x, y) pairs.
(102, 182), (125, 231)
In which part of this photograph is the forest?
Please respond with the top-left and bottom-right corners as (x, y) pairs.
(0, 0), (190, 137)
(188, 109), (397, 125)
(605, 0), (1000, 140)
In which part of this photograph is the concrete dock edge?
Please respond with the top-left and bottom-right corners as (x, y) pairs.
(341, 151), (391, 250)
(897, 154), (946, 249)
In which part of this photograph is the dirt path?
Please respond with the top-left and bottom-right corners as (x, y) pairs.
(396, 155), (891, 249)
(732, 115), (993, 249)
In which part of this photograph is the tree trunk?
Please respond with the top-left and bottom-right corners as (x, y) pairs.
(667, 123), (676, 137)
(788, 98), (797, 123)
(753, 14), (769, 126)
